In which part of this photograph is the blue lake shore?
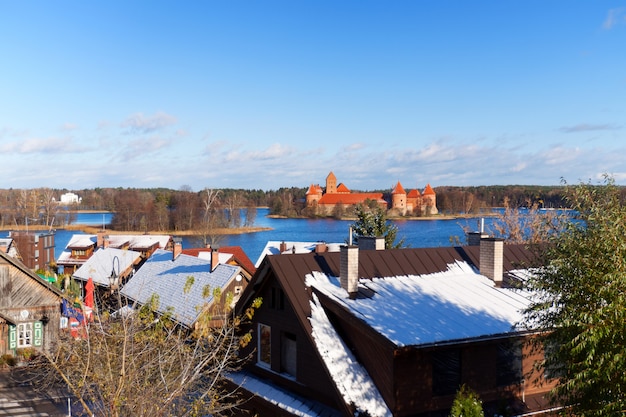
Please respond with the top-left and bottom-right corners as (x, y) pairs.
(2, 209), (496, 265)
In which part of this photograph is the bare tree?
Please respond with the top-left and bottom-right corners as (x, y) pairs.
(489, 197), (565, 244)
(40, 188), (59, 228)
(33, 287), (262, 417)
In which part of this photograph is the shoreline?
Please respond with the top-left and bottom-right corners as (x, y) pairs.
(1, 224), (273, 236)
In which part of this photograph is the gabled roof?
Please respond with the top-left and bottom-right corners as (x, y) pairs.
(73, 248), (142, 286)
(254, 240), (343, 267)
(66, 234), (97, 249)
(121, 249), (241, 328)
(423, 183), (436, 195)
(237, 244), (538, 416)
(181, 246), (256, 276)
(318, 192), (385, 205)
(0, 250), (63, 299)
(336, 183), (351, 193)
(241, 245), (535, 340)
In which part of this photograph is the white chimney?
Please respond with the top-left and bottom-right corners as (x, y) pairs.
(480, 237), (504, 286)
(340, 245), (359, 299)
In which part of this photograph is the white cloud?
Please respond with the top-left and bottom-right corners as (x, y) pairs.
(559, 123), (620, 133)
(0, 137), (86, 154)
(121, 111), (177, 134)
(603, 7), (626, 30)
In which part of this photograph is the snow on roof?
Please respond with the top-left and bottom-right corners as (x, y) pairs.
(107, 234), (171, 249)
(228, 371), (342, 417)
(73, 248), (142, 286)
(197, 251), (232, 264)
(306, 261), (533, 347)
(66, 234), (96, 248)
(255, 241), (343, 267)
(120, 249), (240, 327)
(309, 293), (392, 417)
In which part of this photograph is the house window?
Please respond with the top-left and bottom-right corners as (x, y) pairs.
(432, 349), (461, 396)
(18, 323), (33, 348)
(270, 287), (285, 310)
(497, 340), (523, 386)
(281, 332), (297, 377)
(258, 323), (271, 367)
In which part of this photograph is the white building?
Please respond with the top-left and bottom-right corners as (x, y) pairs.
(59, 192), (81, 205)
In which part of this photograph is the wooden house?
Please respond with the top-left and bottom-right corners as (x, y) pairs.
(0, 250), (62, 357)
(57, 232), (174, 275)
(233, 237), (557, 417)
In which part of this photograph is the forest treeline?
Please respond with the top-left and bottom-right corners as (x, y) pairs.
(0, 184), (578, 233)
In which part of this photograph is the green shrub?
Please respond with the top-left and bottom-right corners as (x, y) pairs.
(449, 384), (484, 417)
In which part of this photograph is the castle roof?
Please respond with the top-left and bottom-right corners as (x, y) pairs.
(306, 184), (322, 195)
(318, 193), (385, 205)
(336, 183), (350, 193)
(326, 171), (336, 181)
(407, 189), (422, 198)
(423, 183), (436, 195)
(392, 181), (406, 195)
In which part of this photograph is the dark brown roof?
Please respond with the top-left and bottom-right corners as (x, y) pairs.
(239, 244), (537, 337)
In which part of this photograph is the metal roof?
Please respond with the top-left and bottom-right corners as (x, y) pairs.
(121, 249), (241, 328)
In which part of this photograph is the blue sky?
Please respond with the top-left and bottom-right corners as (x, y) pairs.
(1, 2), (625, 192)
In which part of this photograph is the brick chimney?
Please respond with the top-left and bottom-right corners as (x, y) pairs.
(340, 245), (359, 299)
(480, 237), (504, 286)
(358, 236), (385, 250)
(97, 231), (109, 249)
(172, 237), (183, 261)
(315, 243), (327, 253)
(211, 248), (219, 272)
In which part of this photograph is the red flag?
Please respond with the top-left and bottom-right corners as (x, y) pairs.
(84, 277), (95, 309)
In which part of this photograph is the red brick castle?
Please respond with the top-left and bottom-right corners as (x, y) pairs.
(305, 171), (437, 216)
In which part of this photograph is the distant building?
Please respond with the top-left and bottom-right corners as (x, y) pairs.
(306, 171), (437, 216)
(59, 192), (81, 205)
(9, 231), (56, 271)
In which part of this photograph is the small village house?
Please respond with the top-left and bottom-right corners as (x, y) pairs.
(120, 248), (250, 329)
(232, 236), (556, 417)
(0, 250), (62, 358)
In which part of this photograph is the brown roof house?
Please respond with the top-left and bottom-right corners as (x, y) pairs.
(232, 237), (556, 417)
(0, 250), (62, 359)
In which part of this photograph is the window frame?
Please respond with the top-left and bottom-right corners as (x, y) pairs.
(257, 323), (271, 368)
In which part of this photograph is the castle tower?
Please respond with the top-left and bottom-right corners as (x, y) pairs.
(422, 184), (438, 215)
(306, 184), (322, 206)
(326, 171), (337, 194)
(391, 181), (407, 215)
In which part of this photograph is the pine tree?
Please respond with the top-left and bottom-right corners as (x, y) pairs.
(449, 384), (484, 417)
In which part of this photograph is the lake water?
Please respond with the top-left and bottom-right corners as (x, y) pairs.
(2, 209), (493, 265)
